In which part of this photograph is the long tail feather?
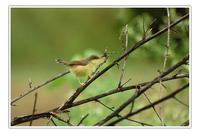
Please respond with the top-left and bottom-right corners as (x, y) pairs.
(55, 59), (69, 65)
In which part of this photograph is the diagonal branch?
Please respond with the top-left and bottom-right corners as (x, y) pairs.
(58, 13), (189, 111)
(11, 112), (51, 126)
(11, 73), (188, 126)
(69, 73), (188, 108)
(11, 14), (189, 126)
(77, 114), (89, 126)
(94, 55), (188, 126)
(143, 92), (164, 125)
(11, 71), (70, 105)
(107, 83), (189, 126)
(96, 99), (152, 126)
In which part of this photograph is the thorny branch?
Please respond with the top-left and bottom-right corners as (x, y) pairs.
(143, 92), (164, 124)
(57, 13), (189, 111)
(158, 8), (171, 126)
(94, 55), (189, 126)
(70, 73), (188, 108)
(163, 8), (171, 71)
(11, 71), (70, 105)
(11, 13), (189, 126)
(118, 24), (129, 88)
(107, 83), (189, 126)
(96, 99), (152, 126)
(11, 73), (189, 125)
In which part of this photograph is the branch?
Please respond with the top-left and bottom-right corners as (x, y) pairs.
(94, 55), (188, 126)
(11, 112), (51, 126)
(118, 24), (129, 88)
(50, 118), (57, 126)
(51, 112), (74, 126)
(173, 96), (189, 107)
(11, 71), (70, 105)
(158, 8), (171, 125)
(96, 99), (152, 126)
(11, 14), (189, 126)
(58, 13), (189, 111)
(77, 114), (89, 126)
(143, 92), (164, 125)
(70, 73), (188, 108)
(29, 92), (38, 126)
(163, 8), (171, 71)
(11, 73), (188, 125)
(107, 83), (189, 126)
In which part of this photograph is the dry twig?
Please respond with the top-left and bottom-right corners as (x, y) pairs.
(11, 71), (70, 105)
(94, 55), (188, 126)
(11, 13), (189, 126)
(29, 92), (38, 126)
(107, 83), (189, 126)
(57, 13), (189, 112)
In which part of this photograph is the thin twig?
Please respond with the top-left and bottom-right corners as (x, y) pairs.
(94, 55), (188, 126)
(121, 78), (132, 87)
(96, 99), (152, 126)
(163, 8), (171, 71)
(129, 101), (134, 114)
(143, 92), (165, 125)
(29, 92), (38, 126)
(70, 73), (188, 108)
(11, 14), (189, 126)
(57, 13), (189, 111)
(11, 73), (188, 125)
(118, 24), (129, 88)
(51, 118), (57, 126)
(77, 114), (89, 126)
(95, 99), (115, 110)
(129, 87), (140, 114)
(50, 112), (74, 126)
(173, 96), (189, 107)
(158, 8), (171, 126)
(11, 71), (70, 105)
(158, 77), (164, 125)
(107, 83), (189, 126)
(28, 78), (33, 89)
(46, 116), (53, 126)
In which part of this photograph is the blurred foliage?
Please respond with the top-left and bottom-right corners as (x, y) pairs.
(11, 8), (189, 126)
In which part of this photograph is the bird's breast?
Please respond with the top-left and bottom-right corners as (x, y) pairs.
(70, 64), (94, 77)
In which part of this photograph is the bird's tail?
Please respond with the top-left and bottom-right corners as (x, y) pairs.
(55, 58), (69, 66)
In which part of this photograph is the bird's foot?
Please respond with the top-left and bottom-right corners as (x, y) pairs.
(80, 82), (85, 86)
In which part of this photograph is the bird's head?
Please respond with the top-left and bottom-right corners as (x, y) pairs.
(87, 55), (101, 61)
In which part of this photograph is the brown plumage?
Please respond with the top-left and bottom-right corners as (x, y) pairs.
(56, 55), (105, 84)
(56, 55), (100, 66)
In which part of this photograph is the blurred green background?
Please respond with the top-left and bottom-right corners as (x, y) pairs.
(11, 8), (189, 126)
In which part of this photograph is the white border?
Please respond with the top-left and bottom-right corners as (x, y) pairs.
(8, 5), (191, 129)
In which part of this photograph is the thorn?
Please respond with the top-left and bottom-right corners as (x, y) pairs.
(28, 78), (32, 89)
(115, 62), (120, 69)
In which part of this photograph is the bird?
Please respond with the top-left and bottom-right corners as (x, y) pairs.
(56, 54), (106, 85)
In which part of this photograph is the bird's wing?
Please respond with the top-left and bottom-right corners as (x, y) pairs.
(68, 60), (88, 66)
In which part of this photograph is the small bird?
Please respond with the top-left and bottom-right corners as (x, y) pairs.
(56, 54), (106, 85)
